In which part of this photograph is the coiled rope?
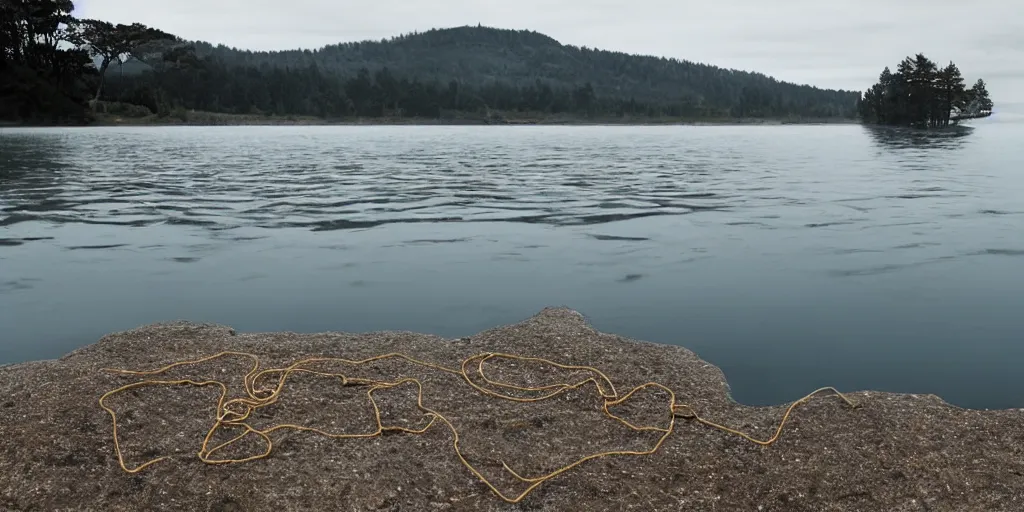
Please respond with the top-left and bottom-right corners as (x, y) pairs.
(99, 351), (857, 503)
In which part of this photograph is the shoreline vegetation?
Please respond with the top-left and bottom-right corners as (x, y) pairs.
(84, 104), (861, 127)
(1, 309), (1022, 510)
(858, 54), (993, 128)
(2, 4), (995, 130)
(4, 2), (861, 127)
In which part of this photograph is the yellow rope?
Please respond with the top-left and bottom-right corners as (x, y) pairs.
(98, 350), (858, 503)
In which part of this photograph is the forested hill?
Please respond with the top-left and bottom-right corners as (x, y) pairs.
(3, 4), (860, 124)
(174, 26), (860, 119)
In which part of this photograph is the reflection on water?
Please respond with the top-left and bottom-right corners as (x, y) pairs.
(863, 125), (974, 151)
(1, 124), (1023, 410)
(0, 134), (74, 236)
(1, 127), (733, 232)
(0, 133), (70, 187)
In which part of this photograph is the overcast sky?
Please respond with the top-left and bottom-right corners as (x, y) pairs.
(76, 0), (1024, 103)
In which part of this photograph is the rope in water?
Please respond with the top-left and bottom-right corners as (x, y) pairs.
(98, 351), (858, 503)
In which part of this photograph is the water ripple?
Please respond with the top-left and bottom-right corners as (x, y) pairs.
(589, 234), (651, 242)
(0, 127), (752, 235)
(0, 125), (1016, 259)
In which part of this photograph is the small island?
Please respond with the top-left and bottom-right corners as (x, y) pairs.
(857, 54), (993, 128)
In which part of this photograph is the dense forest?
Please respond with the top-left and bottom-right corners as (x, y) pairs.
(160, 27), (861, 120)
(858, 54), (993, 128)
(3, 1), (863, 123)
(1, 0), (95, 122)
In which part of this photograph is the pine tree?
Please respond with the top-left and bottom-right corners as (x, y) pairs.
(860, 54), (992, 128)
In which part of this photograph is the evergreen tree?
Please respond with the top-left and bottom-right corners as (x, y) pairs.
(965, 79), (993, 112)
(0, 0), (95, 122)
(935, 62), (965, 127)
(859, 54), (992, 128)
(75, 19), (172, 101)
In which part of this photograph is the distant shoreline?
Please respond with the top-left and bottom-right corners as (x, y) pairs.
(11, 111), (859, 128)
(92, 111), (864, 126)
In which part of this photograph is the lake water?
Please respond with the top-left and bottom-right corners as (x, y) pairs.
(1, 123), (1022, 409)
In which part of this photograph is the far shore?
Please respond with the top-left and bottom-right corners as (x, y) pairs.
(95, 112), (863, 127)
(5, 108), (863, 128)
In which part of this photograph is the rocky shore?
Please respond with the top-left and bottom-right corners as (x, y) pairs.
(1, 308), (1022, 511)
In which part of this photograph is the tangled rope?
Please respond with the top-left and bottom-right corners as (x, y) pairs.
(99, 351), (857, 503)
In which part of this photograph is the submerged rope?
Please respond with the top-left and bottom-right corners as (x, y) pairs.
(98, 350), (857, 503)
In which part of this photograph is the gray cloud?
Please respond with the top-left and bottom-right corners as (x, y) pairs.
(76, 0), (1024, 101)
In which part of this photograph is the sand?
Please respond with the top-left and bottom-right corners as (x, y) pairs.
(1, 308), (1022, 511)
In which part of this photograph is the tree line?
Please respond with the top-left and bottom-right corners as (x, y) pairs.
(1, 0), (94, 122)
(858, 53), (993, 128)
(105, 61), (626, 119)
(3, 2), (863, 123)
(186, 26), (861, 120)
(1, 0), (183, 122)
(104, 59), (850, 121)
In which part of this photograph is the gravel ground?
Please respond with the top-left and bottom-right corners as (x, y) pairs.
(1, 308), (1022, 511)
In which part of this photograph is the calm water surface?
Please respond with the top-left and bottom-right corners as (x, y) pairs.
(1, 124), (1022, 409)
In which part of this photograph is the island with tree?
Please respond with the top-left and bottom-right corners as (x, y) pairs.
(857, 54), (993, 128)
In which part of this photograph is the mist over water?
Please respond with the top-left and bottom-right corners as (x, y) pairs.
(1, 123), (1022, 409)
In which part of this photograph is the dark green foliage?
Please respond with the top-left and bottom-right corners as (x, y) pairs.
(104, 57), (607, 119)
(75, 19), (175, 101)
(858, 54), (992, 128)
(7, 16), (861, 123)
(968, 78), (993, 111)
(97, 26), (861, 121)
(0, 0), (95, 123)
(171, 26), (859, 120)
